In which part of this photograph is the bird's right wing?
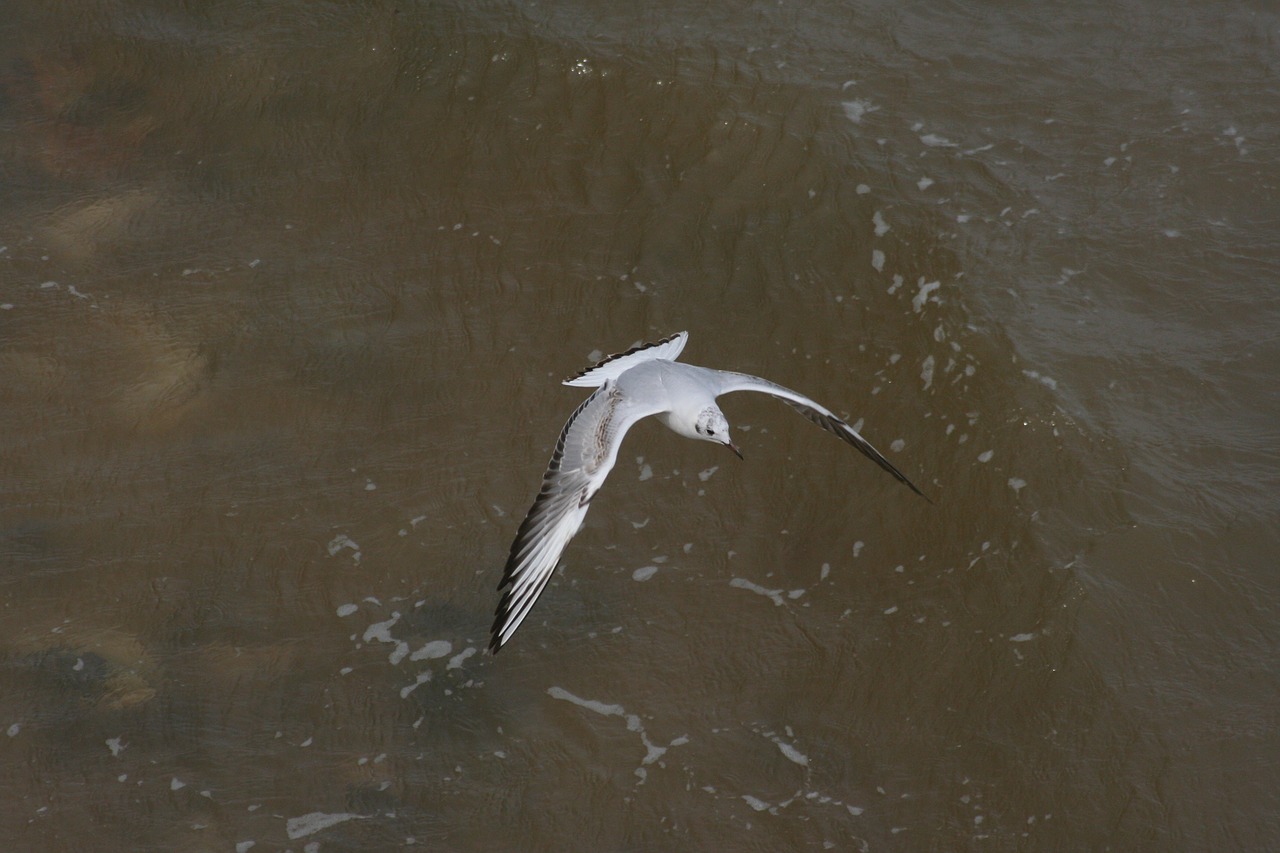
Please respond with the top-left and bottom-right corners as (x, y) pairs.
(490, 382), (668, 652)
(563, 331), (688, 387)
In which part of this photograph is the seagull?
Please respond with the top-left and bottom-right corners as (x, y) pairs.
(489, 331), (927, 652)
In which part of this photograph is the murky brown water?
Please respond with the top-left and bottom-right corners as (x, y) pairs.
(2, 1), (1277, 850)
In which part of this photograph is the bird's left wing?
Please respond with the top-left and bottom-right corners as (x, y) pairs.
(714, 371), (928, 500)
(490, 381), (668, 652)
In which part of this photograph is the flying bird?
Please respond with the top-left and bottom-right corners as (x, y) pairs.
(490, 331), (926, 652)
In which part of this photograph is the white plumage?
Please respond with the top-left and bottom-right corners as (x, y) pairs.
(490, 331), (926, 652)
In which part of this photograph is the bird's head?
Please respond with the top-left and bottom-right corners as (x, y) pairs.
(693, 406), (743, 460)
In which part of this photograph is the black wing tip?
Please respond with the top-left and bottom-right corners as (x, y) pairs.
(827, 416), (931, 502)
(563, 331), (684, 383)
(868, 448), (931, 503)
(798, 403), (932, 502)
(901, 475), (933, 503)
(489, 601), (511, 653)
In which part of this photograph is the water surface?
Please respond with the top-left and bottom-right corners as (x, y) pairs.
(1, 1), (1277, 849)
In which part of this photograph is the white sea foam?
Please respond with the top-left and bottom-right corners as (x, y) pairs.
(286, 811), (360, 840)
(841, 99), (879, 124)
(409, 640), (452, 661)
(729, 577), (786, 606)
(547, 686), (687, 781)
(912, 279), (941, 312)
(447, 647), (477, 670)
(632, 566), (659, 582)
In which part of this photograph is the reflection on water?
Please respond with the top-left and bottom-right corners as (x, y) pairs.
(1, 0), (1277, 849)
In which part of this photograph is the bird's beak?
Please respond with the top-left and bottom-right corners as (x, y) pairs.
(726, 440), (744, 460)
